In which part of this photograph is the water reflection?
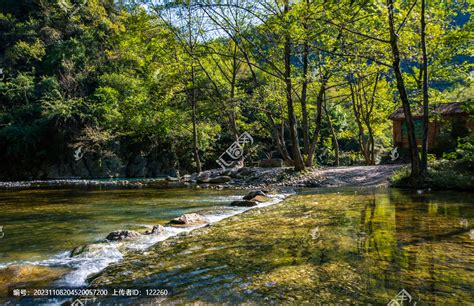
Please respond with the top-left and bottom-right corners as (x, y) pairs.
(0, 188), (246, 264)
(89, 187), (473, 304)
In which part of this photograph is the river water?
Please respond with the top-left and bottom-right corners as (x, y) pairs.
(0, 187), (473, 304)
(0, 188), (288, 287)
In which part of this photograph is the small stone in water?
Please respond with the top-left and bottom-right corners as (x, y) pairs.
(169, 213), (206, 225)
(144, 225), (165, 235)
(106, 230), (141, 241)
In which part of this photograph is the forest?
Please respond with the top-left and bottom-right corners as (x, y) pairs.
(0, 0), (472, 184)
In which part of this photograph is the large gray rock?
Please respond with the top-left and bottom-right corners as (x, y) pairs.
(169, 213), (206, 226)
(231, 200), (258, 207)
(182, 174), (192, 181)
(259, 159), (284, 168)
(106, 230), (141, 241)
(196, 174), (210, 183)
(208, 176), (232, 184)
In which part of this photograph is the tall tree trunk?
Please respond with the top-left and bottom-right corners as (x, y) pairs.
(306, 74), (329, 166)
(267, 113), (292, 163)
(421, 0), (429, 175)
(323, 99), (339, 166)
(364, 74), (379, 165)
(350, 83), (370, 165)
(387, 0), (421, 179)
(229, 42), (239, 140)
(305, 32), (342, 167)
(284, 0), (305, 171)
(191, 65), (202, 173)
(301, 40), (310, 155)
(301, 1), (310, 155)
(241, 41), (294, 161)
(279, 118), (292, 163)
(367, 122), (375, 165)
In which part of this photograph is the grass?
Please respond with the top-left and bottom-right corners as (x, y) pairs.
(390, 159), (474, 191)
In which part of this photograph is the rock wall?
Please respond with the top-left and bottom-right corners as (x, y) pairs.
(1, 151), (178, 180)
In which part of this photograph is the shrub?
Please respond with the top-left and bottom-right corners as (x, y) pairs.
(390, 138), (474, 191)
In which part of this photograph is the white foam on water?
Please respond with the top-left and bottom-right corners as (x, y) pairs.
(1, 192), (293, 289)
(187, 195), (244, 202)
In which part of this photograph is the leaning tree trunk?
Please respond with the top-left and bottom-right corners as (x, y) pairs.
(421, 0), (429, 175)
(191, 65), (202, 173)
(387, 0), (421, 179)
(284, 1), (305, 171)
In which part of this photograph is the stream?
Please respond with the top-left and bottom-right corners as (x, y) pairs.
(0, 186), (473, 304)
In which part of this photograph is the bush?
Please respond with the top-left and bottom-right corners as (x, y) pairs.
(390, 137), (474, 191)
(442, 136), (474, 172)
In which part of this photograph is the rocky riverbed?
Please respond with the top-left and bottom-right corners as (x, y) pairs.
(86, 187), (474, 304)
(0, 188), (289, 301)
(0, 165), (403, 190)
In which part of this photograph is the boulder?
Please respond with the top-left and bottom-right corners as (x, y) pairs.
(208, 176), (232, 184)
(259, 158), (284, 168)
(231, 200), (258, 207)
(105, 230), (141, 241)
(243, 190), (266, 200)
(0, 265), (70, 296)
(251, 195), (271, 202)
(144, 225), (165, 235)
(196, 175), (210, 183)
(169, 213), (206, 226)
(182, 174), (192, 181)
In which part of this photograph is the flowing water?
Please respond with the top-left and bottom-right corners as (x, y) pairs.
(0, 187), (288, 290)
(0, 187), (473, 304)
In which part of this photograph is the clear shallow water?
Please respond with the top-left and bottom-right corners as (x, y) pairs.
(0, 187), (288, 288)
(1, 187), (473, 304)
(89, 187), (474, 304)
(0, 188), (239, 263)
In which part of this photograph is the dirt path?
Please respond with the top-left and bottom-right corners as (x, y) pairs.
(210, 164), (405, 189)
(297, 164), (404, 187)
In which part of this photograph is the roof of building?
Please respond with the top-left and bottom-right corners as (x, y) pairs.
(388, 102), (472, 120)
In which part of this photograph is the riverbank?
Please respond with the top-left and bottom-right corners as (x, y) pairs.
(390, 160), (474, 191)
(0, 165), (403, 190)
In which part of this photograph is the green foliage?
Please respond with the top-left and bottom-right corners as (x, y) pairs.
(442, 136), (474, 171)
(391, 137), (474, 191)
(0, 0), (472, 179)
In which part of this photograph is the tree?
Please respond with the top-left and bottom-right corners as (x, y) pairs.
(387, 0), (421, 179)
(283, 0), (305, 170)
